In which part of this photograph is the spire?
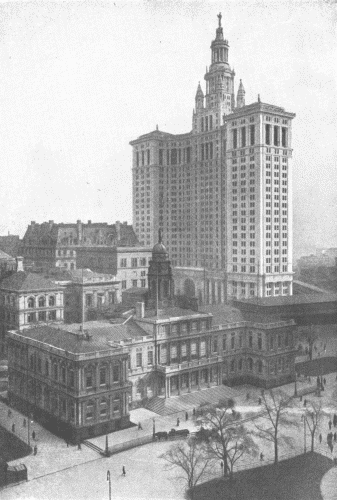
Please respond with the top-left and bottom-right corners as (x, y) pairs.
(195, 82), (204, 98)
(258, 94), (261, 103)
(195, 82), (204, 111)
(236, 79), (245, 108)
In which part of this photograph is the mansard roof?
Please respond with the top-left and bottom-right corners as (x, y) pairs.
(0, 271), (62, 292)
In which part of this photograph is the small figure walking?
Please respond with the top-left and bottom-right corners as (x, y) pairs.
(300, 395), (303, 402)
(138, 422), (142, 430)
(32, 430), (36, 440)
(122, 466), (126, 476)
(329, 420), (332, 430)
(185, 412), (188, 421)
(319, 433), (322, 444)
(324, 378), (327, 386)
(258, 397), (262, 405)
(12, 423), (15, 433)
(193, 408), (196, 417)
(23, 418), (26, 428)
(8, 409), (11, 418)
(65, 439), (69, 447)
(333, 414), (337, 427)
(33, 445), (37, 456)
(78, 442), (82, 450)
(334, 432), (337, 442)
(176, 417), (180, 427)
(260, 452), (264, 461)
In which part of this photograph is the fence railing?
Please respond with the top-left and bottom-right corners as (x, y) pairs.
(108, 435), (154, 455)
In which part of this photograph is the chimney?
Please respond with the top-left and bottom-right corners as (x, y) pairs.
(31, 221), (36, 227)
(77, 219), (82, 243)
(16, 256), (24, 272)
(116, 221), (121, 241)
(136, 302), (145, 319)
(87, 220), (91, 225)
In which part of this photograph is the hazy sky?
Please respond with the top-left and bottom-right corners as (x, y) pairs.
(1, 0), (336, 259)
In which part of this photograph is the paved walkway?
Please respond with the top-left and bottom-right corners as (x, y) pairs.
(321, 466), (337, 500)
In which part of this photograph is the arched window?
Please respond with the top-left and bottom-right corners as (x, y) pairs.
(248, 358), (253, 371)
(28, 297), (35, 308)
(258, 360), (263, 373)
(38, 296), (45, 308)
(49, 295), (55, 306)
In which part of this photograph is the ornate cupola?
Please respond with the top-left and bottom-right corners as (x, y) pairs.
(236, 79), (246, 108)
(147, 229), (174, 309)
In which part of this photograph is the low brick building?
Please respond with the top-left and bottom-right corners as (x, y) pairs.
(7, 324), (131, 442)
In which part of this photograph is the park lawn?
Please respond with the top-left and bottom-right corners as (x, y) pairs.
(0, 425), (31, 462)
(192, 452), (333, 500)
(296, 357), (337, 377)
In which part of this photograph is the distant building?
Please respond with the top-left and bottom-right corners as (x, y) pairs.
(76, 246), (151, 292)
(0, 250), (16, 280)
(130, 15), (295, 301)
(63, 269), (120, 323)
(0, 235), (21, 258)
(21, 220), (139, 272)
(7, 324), (130, 442)
(0, 258), (64, 355)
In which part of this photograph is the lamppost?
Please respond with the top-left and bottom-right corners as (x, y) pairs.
(301, 413), (307, 454)
(107, 470), (111, 500)
(27, 414), (33, 448)
(294, 371), (298, 397)
(152, 418), (156, 438)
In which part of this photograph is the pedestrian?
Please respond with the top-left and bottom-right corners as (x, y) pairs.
(330, 443), (334, 453)
(185, 412), (188, 421)
(34, 445), (37, 456)
(122, 466), (126, 476)
(260, 452), (264, 461)
(193, 408), (196, 417)
(329, 420), (332, 430)
(324, 378), (327, 386)
(78, 442), (82, 450)
(32, 430), (36, 440)
(319, 433), (322, 444)
(7, 409), (11, 418)
(258, 397), (262, 405)
(304, 399), (307, 407)
(333, 414), (337, 427)
(300, 395), (303, 402)
(12, 423), (15, 433)
(138, 422), (142, 430)
(334, 432), (337, 442)
(65, 439), (69, 447)
(176, 417), (180, 427)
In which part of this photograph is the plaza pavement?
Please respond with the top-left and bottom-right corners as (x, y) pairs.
(1, 367), (337, 498)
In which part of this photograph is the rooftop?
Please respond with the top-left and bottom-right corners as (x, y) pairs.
(0, 271), (63, 292)
(141, 307), (211, 322)
(9, 320), (148, 355)
(235, 293), (337, 308)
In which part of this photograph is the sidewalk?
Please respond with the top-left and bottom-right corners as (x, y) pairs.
(0, 401), (100, 481)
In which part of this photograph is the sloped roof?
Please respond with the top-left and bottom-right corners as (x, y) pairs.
(0, 271), (62, 292)
(0, 249), (15, 261)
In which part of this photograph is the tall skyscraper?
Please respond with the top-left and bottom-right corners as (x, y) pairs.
(130, 14), (295, 302)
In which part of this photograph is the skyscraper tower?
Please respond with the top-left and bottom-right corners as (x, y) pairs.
(130, 14), (295, 302)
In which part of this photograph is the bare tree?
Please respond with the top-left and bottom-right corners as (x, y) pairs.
(195, 398), (257, 477)
(160, 439), (215, 499)
(303, 400), (328, 452)
(254, 389), (295, 464)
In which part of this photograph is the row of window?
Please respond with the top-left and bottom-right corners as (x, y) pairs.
(120, 257), (147, 268)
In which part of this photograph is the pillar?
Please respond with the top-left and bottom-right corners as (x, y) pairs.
(208, 280), (212, 305)
(177, 375), (180, 395)
(188, 372), (191, 393)
(207, 368), (211, 388)
(197, 370), (201, 390)
(214, 281), (219, 304)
